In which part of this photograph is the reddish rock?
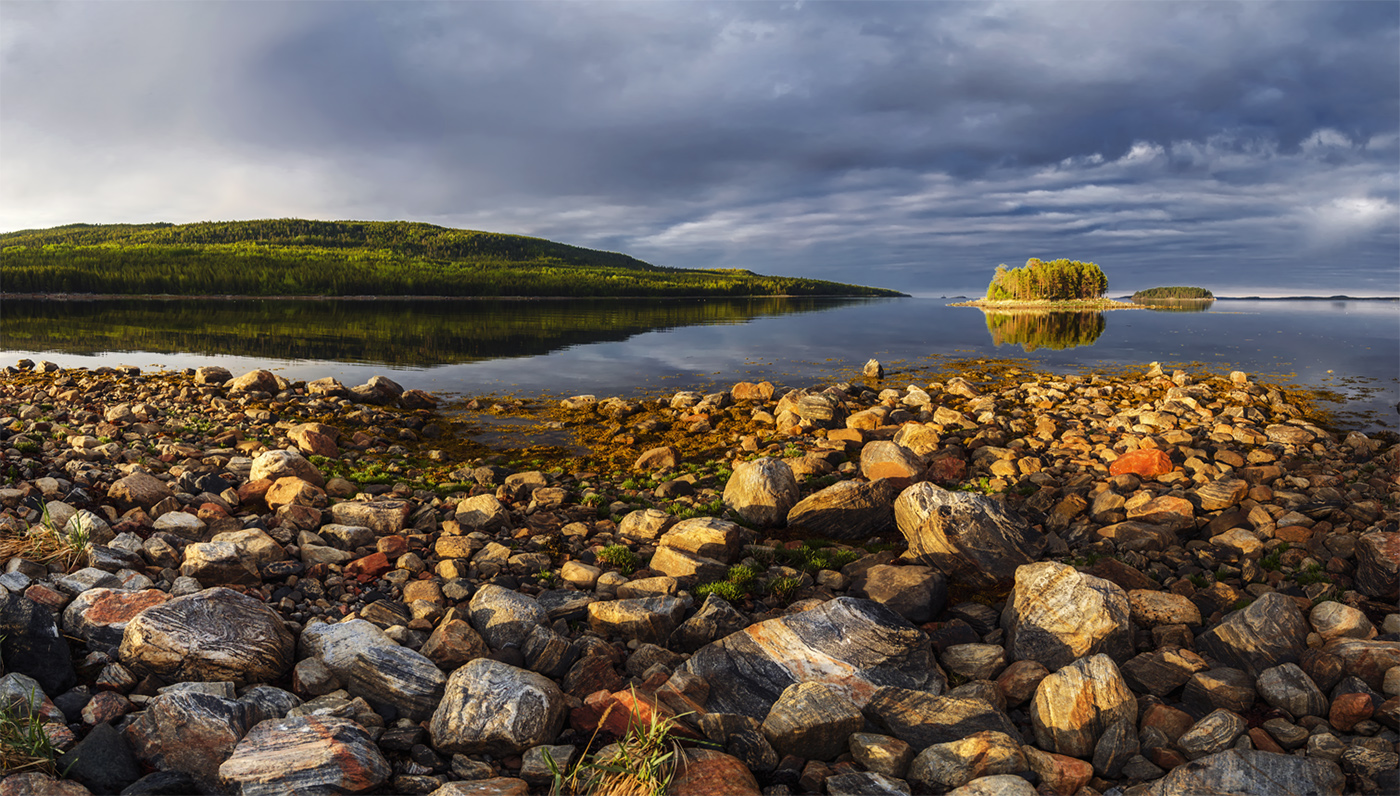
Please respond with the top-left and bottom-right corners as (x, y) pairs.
(635, 446), (682, 471)
(926, 455), (967, 485)
(376, 535), (409, 559)
(1023, 746), (1093, 795)
(80, 691), (131, 725)
(218, 715), (390, 794)
(345, 552), (392, 583)
(1247, 727), (1285, 754)
(0, 773), (93, 796)
(996, 659), (1050, 707)
(730, 382), (775, 402)
(237, 479), (275, 506)
(1141, 703), (1196, 743)
(859, 441), (926, 488)
(669, 749), (762, 796)
(1110, 449), (1174, 479)
(64, 588), (171, 648)
(1329, 692), (1375, 732)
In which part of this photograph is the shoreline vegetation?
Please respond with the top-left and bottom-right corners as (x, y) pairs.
(0, 219), (908, 299)
(950, 297), (1144, 310)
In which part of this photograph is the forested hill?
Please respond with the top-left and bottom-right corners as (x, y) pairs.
(1, 219), (906, 298)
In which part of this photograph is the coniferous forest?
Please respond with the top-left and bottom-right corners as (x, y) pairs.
(0, 220), (906, 298)
(983, 258), (1109, 302)
(1132, 286), (1215, 301)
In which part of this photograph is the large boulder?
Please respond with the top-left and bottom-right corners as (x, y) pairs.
(682, 597), (939, 719)
(1001, 562), (1132, 671)
(0, 592), (76, 695)
(297, 619), (446, 721)
(1196, 592), (1309, 678)
(863, 689), (1021, 749)
(723, 458), (799, 527)
(1354, 531), (1399, 600)
(786, 479), (899, 540)
(249, 449), (324, 488)
(1030, 654), (1136, 758)
(119, 587), (294, 686)
(429, 659), (566, 756)
(894, 483), (1044, 590)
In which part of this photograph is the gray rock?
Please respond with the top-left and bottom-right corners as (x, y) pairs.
(1030, 654), (1136, 758)
(684, 597), (939, 718)
(668, 594), (749, 653)
(297, 618), (446, 721)
(1354, 531), (1399, 600)
(429, 658), (566, 756)
(58, 720), (141, 795)
(0, 591), (76, 695)
(1002, 561), (1132, 671)
(894, 484), (1045, 590)
(119, 587), (294, 686)
(1196, 592), (1309, 678)
(1256, 662), (1328, 718)
(218, 715), (390, 796)
(1184, 667), (1258, 714)
(1092, 718), (1139, 778)
(469, 584), (548, 650)
(1178, 709), (1248, 759)
(327, 499), (410, 534)
(124, 691), (250, 792)
(1147, 749), (1343, 796)
(63, 587), (170, 649)
(1120, 646), (1211, 697)
(826, 771), (911, 796)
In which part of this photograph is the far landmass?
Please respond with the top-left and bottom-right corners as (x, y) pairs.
(0, 219), (907, 299)
(1132, 286), (1214, 301)
(951, 257), (1141, 309)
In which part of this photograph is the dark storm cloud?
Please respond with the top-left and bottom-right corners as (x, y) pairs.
(1, 1), (1395, 295)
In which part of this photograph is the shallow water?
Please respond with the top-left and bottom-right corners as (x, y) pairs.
(3, 296), (1396, 432)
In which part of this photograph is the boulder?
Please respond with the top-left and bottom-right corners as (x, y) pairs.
(1001, 562), (1132, 670)
(785, 479), (899, 541)
(1030, 654), (1136, 758)
(108, 471), (174, 510)
(0, 593), (77, 695)
(684, 598), (939, 719)
(218, 715), (391, 796)
(894, 484), (1044, 590)
(859, 442), (926, 487)
(429, 659), (566, 756)
(906, 731), (1027, 794)
(1354, 531), (1399, 600)
(125, 691), (250, 792)
(849, 564), (947, 624)
(469, 584), (548, 650)
(1148, 749), (1338, 795)
(587, 596), (688, 644)
(1110, 449), (1173, 479)
(249, 449), (324, 488)
(227, 369), (280, 394)
(328, 499), (410, 534)
(454, 494), (510, 532)
(864, 689), (1021, 750)
(297, 619), (446, 721)
(119, 587), (294, 686)
(723, 458), (799, 527)
(1196, 592), (1309, 677)
(760, 682), (864, 761)
(63, 588), (171, 649)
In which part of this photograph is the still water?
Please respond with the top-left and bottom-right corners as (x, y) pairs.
(2, 296), (1396, 432)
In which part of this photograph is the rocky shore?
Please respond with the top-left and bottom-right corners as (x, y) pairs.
(0, 357), (1396, 796)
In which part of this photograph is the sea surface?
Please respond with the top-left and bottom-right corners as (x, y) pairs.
(3, 296), (1396, 433)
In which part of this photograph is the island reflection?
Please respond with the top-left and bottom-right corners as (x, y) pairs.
(983, 310), (1106, 351)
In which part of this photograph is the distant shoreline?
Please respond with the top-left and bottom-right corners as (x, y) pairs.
(0, 292), (907, 302)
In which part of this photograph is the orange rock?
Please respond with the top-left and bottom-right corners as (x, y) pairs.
(265, 477), (327, 511)
(1110, 449), (1174, 479)
(669, 749), (761, 796)
(1329, 692), (1375, 732)
(344, 552), (391, 583)
(237, 478), (275, 506)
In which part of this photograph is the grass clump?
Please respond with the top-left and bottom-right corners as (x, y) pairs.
(0, 693), (66, 777)
(596, 545), (640, 575)
(693, 563), (762, 604)
(546, 696), (686, 796)
(0, 504), (90, 573)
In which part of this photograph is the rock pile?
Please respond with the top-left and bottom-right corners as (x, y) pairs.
(0, 360), (1396, 795)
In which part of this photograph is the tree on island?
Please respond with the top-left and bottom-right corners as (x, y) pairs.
(985, 258), (1108, 301)
(1132, 286), (1214, 300)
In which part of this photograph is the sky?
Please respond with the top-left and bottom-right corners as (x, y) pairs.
(1, 1), (1396, 297)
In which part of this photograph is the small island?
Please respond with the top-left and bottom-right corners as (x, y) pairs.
(1132, 286), (1215, 301)
(950, 257), (1141, 309)
(0, 219), (907, 299)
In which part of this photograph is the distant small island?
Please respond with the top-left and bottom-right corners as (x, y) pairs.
(951, 257), (1141, 310)
(0, 219), (907, 299)
(1132, 286), (1214, 301)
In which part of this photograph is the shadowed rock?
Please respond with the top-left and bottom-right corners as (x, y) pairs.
(1196, 592), (1309, 678)
(1030, 654), (1136, 758)
(683, 598), (938, 719)
(786, 479), (899, 541)
(864, 689), (1020, 750)
(298, 618), (446, 721)
(894, 483), (1044, 590)
(1002, 562), (1132, 671)
(1147, 749), (1342, 795)
(723, 458), (800, 527)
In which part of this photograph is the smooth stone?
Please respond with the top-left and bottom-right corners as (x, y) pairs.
(894, 484), (1045, 590)
(217, 715), (391, 796)
(297, 618), (446, 721)
(1002, 561), (1132, 671)
(429, 659), (566, 756)
(119, 587), (293, 686)
(1147, 748), (1343, 795)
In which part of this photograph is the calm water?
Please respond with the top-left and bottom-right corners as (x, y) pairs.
(3, 296), (1396, 432)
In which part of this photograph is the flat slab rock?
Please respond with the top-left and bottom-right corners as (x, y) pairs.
(1147, 748), (1343, 796)
(682, 597), (939, 719)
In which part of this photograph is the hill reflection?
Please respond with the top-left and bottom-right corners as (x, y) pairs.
(2, 296), (870, 366)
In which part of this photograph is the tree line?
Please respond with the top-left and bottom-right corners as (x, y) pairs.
(985, 258), (1109, 302)
(1132, 286), (1214, 300)
(0, 221), (905, 298)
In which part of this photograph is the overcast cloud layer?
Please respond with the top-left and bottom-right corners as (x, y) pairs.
(2, 1), (1396, 296)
